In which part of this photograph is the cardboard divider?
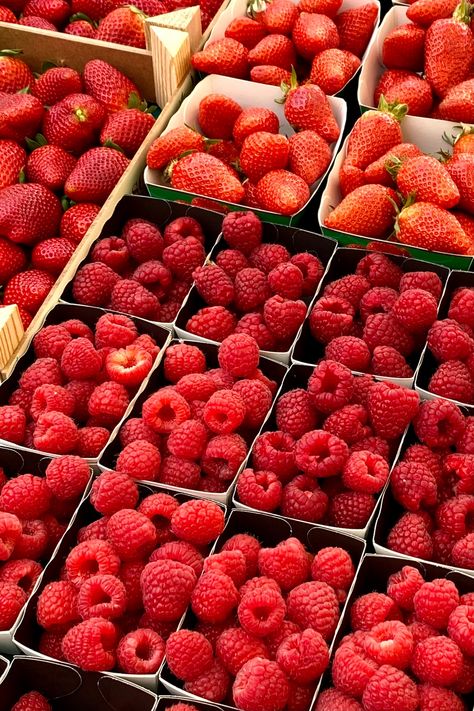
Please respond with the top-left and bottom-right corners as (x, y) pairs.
(98, 338), (288, 503)
(291, 247), (450, 386)
(0, 657), (157, 710)
(174, 227), (337, 364)
(0, 303), (171, 464)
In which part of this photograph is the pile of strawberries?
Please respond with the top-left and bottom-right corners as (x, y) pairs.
(236, 361), (420, 529)
(0, 311), (161, 456)
(192, 0), (378, 92)
(304, 252), (442, 378)
(382, 398), (474, 571)
(324, 103), (474, 255)
(31, 489), (225, 673)
(180, 211), (326, 351)
(106, 334), (278, 493)
(162, 537), (357, 709)
(0, 54), (155, 327)
(317, 564), (474, 709)
(374, 0), (474, 123)
(0, 454), (90, 632)
(146, 87), (340, 215)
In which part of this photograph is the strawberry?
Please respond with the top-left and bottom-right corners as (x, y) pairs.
(1, 0), (25, 14)
(0, 51), (34, 93)
(299, 0), (341, 17)
(232, 106), (280, 146)
(0, 93), (44, 143)
(382, 23), (426, 72)
(32, 67), (83, 105)
(243, 179), (261, 208)
(0, 6), (16, 20)
(374, 70), (433, 117)
(65, 20), (97, 37)
(396, 201), (471, 253)
(335, 1), (378, 57)
(453, 210), (474, 242)
(0, 183), (62, 245)
(364, 143), (423, 186)
(339, 161), (366, 196)
(170, 152), (245, 203)
(23, 0), (69, 24)
(70, 0), (114, 21)
(393, 155), (460, 209)
(248, 34), (297, 70)
(438, 78), (474, 121)
(18, 15), (57, 27)
(60, 203), (101, 243)
(192, 38), (249, 79)
(249, 64), (291, 85)
(42, 93), (107, 154)
(0, 140), (26, 189)
(83, 59), (142, 113)
(198, 94), (242, 139)
(262, 0), (298, 35)
(292, 12), (339, 60)
(240, 131), (290, 182)
(309, 48), (361, 94)
(207, 140), (240, 166)
(131, 0), (167, 13)
(225, 17), (268, 48)
(4, 269), (55, 315)
(31, 237), (76, 274)
(146, 126), (205, 170)
(345, 98), (406, 170)
(25, 143), (77, 192)
(100, 109), (155, 156)
(446, 153), (474, 214)
(288, 129), (332, 185)
(283, 81), (340, 143)
(453, 131), (474, 155)
(97, 6), (147, 48)
(0, 237), (26, 285)
(256, 169), (310, 215)
(325, 184), (399, 238)
(406, 0), (458, 27)
(64, 146), (130, 203)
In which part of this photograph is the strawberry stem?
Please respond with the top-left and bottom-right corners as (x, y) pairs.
(377, 95), (408, 122)
(453, 0), (473, 23)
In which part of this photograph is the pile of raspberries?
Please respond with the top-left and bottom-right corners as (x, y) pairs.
(71, 214), (211, 324)
(382, 398), (474, 571)
(0, 312), (161, 457)
(107, 334), (278, 493)
(163, 537), (356, 710)
(180, 211), (326, 352)
(305, 252), (443, 377)
(317, 565), (474, 711)
(33, 490), (225, 674)
(235, 359), (420, 529)
(0, 455), (90, 631)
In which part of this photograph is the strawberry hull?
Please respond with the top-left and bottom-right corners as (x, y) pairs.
(144, 74), (347, 226)
(292, 246), (449, 387)
(0, 656), (157, 710)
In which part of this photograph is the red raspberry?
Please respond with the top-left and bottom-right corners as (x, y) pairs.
(106, 508), (157, 561)
(218, 334), (260, 378)
(192, 571), (239, 623)
(19, 358), (63, 392)
(323, 404), (371, 445)
(105, 345), (154, 388)
(363, 313), (415, 357)
(34, 324), (72, 360)
(287, 581), (339, 640)
(371, 346), (414, 378)
(329, 489), (377, 529)
(311, 547), (355, 592)
(359, 286), (398, 322)
(235, 312), (278, 351)
(186, 306), (237, 341)
(342, 450), (389, 494)
(237, 469), (282, 511)
(184, 659), (230, 702)
(123, 218), (164, 262)
(233, 657), (289, 711)
(203, 389), (246, 434)
(90, 470), (138, 516)
(110, 279), (160, 320)
(307, 360), (354, 414)
(115, 440), (161, 481)
(392, 288), (438, 334)
(160, 455), (201, 489)
(363, 620), (414, 669)
(448, 604), (474, 656)
(275, 389), (318, 440)
(76, 426), (109, 457)
(166, 419), (207, 460)
(363, 664), (418, 711)
(193, 264), (234, 307)
(119, 560), (145, 612)
(258, 537), (310, 591)
(141, 559), (197, 621)
(77, 573), (126, 620)
(404, 444), (443, 480)
(88, 381), (129, 428)
(387, 566), (424, 611)
(216, 627), (270, 676)
(250, 243), (290, 274)
(367, 381), (419, 440)
(202, 433), (247, 482)
(309, 295), (355, 344)
(119, 418), (160, 448)
(91, 236), (129, 273)
(325, 336), (371, 372)
(171, 499), (225, 546)
(356, 253), (403, 289)
(387, 513), (434, 560)
(216, 249), (250, 279)
(449, 287), (474, 328)
(432, 528), (457, 565)
(263, 295), (306, 342)
(314, 688), (363, 710)
(453, 653), (474, 694)
(332, 639), (380, 698)
(452, 533), (474, 568)
(295, 430), (349, 478)
(221, 533), (261, 578)
(45, 455), (90, 501)
(252, 431), (296, 481)
(412, 635), (463, 686)
(399, 271), (442, 299)
(232, 379), (272, 430)
(428, 319), (474, 362)
(0, 474), (51, 519)
(166, 629), (214, 680)
(72, 262), (120, 307)
(277, 628), (329, 684)
(221, 211), (262, 255)
(281, 476), (328, 522)
(324, 275), (371, 309)
(0, 558), (42, 594)
(30, 384), (75, 422)
(414, 399), (465, 448)
(350, 592), (401, 631)
(413, 578), (460, 629)
(0, 581), (26, 629)
(268, 263), (304, 300)
(66, 539), (120, 586)
(131, 334), (160, 360)
(62, 320), (94, 340)
(9, 388), (33, 416)
(442, 453), (474, 495)
(133, 260), (172, 299)
(429, 360), (474, 403)
(163, 343), (206, 383)
(457, 416), (474, 454)
(36, 582), (77, 632)
(233, 268), (269, 313)
(163, 237), (206, 281)
(0, 405), (26, 444)
(237, 585), (285, 636)
(60, 337), (102, 381)
(10, 692), (51, 711)
(265, 620), (301, 657)
(203, 550), (247, 587)
(390, 461), (437, 511)
(116, 628), (165, 674)
(150, 540), (203, 577)
(63, 380), (94, 423)
(418, 685), (466, 711)
(62, 617), (117, 671)
(13, 519), (48, 560)
(76, 518), (109, 543)
(175, 373), (217, 401)
(142, 389), (191, 434)
(287, 253), (322, 296)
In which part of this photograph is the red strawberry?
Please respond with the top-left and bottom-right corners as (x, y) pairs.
(64, 147), (130, 204)
(325, 184), (398, 238)
(146, 126), (205, 170)
(453, 131), (474, 155)
(406, 0), (458, 27)
(0, 0), (25, 14)
(0, 6), (16, 20)
(446, 153), (474, 214)
(0, 93), (44, 143)
(200, 0), (224, 28)
(100, 109), (155, 156)
(192, 38), (249, 79)
(438, 78), (474, 121)
(198, 94), (242, 139)
(32, 67), (83, 105)
(0, 183), (62, 245)
(364, 143), (423, 186)
(339, 160), (366, 196)
(382, 23), (426, 72)
(170, 152), (245, 203)
(240, 131), (290, 182)
(26, 143), (77, 192)
(97, 6), (147, 48)
(18, 15), (57, 27)
(131, 0), (167, 13)
(64, 20), (97, 37)
(262, 0), (298, 35)
(232, 106), (280, 146)
(292, 12), (339, 60)
(335, 1), (378, 57)
(256, 169), (310, 215)
(71, 0), (114, 20)
(0, 237), (26, 285)
(0, 140), (26, 189)
(345, 98), (406, 170)
(283, 81), (340, 143)
(31, 237), (76, 274)
(4, 269), (55, 315)
(249, 65), (291, 85)
(243, 179), (261, 208)
(23, 0), (69, 24)
(288, 130), (332, 185)
(299, 0), (341, 16)
(42, 93), (107, 154)
(207, 140), (240, 166)
(374, 70), (433, 117)
(60, 203), (101, 243)
(396, 201), (471, 253)
(83, 59), (142, 113)
(0, 51), (34, 93)
(453, 210), (474, 243)
(224, 17), (268, 48)
(248, 34), (297, 70)
(394, 155), (460, 209)
(309, 48), (361, 94)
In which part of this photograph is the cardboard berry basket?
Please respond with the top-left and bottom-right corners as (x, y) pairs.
(98, 338), (288, 504)
(232, 363), (407, 539)
(59, 195), (226, 331)
(315, 553), (474, 707)
(13, 481), (227, 690)
(317, 112), (474, 270)
(0, 656), (158, 710)
(0, 303), (172, 465)
(144, 74), (347, 227)
(291, 247), (450, 387)
(174, 227), (337, 365)
(157, 696), (235, 711)
(159, 508), (366, 707)
(0, 445), (94, 653)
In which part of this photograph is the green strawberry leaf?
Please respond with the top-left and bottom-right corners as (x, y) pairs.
(41, 61), (58, 72)
(103, 139), (125, 153)
(128, 92), (147, 111)
(0, 49), (23, 57)
(69, 12), (96, 25)
(61, 196), (76, 211)
(18, 169), (26, 184)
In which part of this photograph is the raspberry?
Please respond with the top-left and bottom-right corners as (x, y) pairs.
(287, 581), (339, 640)
(106, 508), (157, 561)
(62, 380), (94, 423)
(160, 455), (202, 489)
(10, 692), (51, 711)
(184, 658), (230, 702)
(90, 470), (138, 516)
(324, 275), (371, 309)
(233, 268), (269, 312)
(66, 539), (120, 587)
(442, 453), (474, 495)
(359, 286), (398, 322)
(237, 469), (282, 512)
(449, 287), (474, 328)
(202, 389), (246, 434)
(110, 279), (160, 320)
(88, 381), (129, 428)
(192, 571), (239, 623)
(0, 559), (41, 594)
(387, 566), (424, 611)
(45, 455), (90, 501)
(3, 477), (50, 525)
(314, 688), (363, 710)
(414, 399), (465, 448)
(166, 629), (214, 680)
(367, 381), (419, 440)
(392, 288), (439, 334)
(222, 211), (262, 255)
(20, 359), (64, 394)
(263, 295), (306, 342)
(428, 319), (473, 362)
(151, 541), (204, 577)
(222, 533), (261, 578)
(325, 336), (371, 372)
(333, 636), (380, 697)
(387, 513), (434, 560)
(233, 657), (289, 711)
(116, 440), (162, 481)
(203, 433), (248, 483)
(404, 444), (443, 480)
(413, 578), (460, 630)
(13, 519), (48, 560)
(171, 499), (225, 545)
(218, 334), (260, 378)
(350, 592), (401, 632)
(0, 405), (26, 444)
(356, 253), (402, 288)
(162, 237), (206, 281)
(62, 617), (117, 671)
(135, 493), (176, 548)
(164, 343), (206, 383)
(257, 537), (309, 591)
(277, 628), (329, 683)
(142, 389), (191, 433)
(235, 312), (277, 350)
(131, 334), (160, 359)
(447, 604), (474, 655)
(30, 384), (75, 422)
(193, 264), (234, 307)
(166, 419), (207, 460)
(123, 218), (164, 262)
(175, 373), (217, 401)
(119, 417), (160, 447)
(91, 236), (129, 273)
(8, 388), (33, 416)
(364, 313), (415, 357)
(268, 263), (304, 300)
(186, 306), (238, 341)
(457, 416), (474, 453)
(371, 346), (414, 378)
(323, 404), (371, 445)
(418, 685), (466, 711)
(76, 426), (109, 457)
(275, 389), (318, 440)
(39, 630), (66, 660)
(34, 325), (73, 360)
(453, 653), (474, 694)
(399, 270), (442, 298)
(216, 249), (250, 279)
(363, 620), (414, 669)
(105, 345), (154, 387)
(77, 573), (126, 620)
(141, 559), (197, 621)
(237, 585), (285, 636)
(216, 627), (269, 676)
(295, 430), (349, 478)
(432, 528), (457, 565)
(311, 547), (355, 592)
(309, 295), (355, 344)
(412, 635), (463, 686)
(429, 360), (474, 403)
(250, 243), (290, 273)
(0, 581), (26, 629)
(232, 379), (272, 430)
(133, 260), (172, 299)
(342, 451), (389, 494)
(281, 477), (328, 522)
(252, 431), (297, 481)
(72, 262), (120, 307)
(363, 664), (418, 711)
(288, 253), (322, 295)
(203, 550), (247, 588)
(307, 360), (354, 414)
(452, 533), (474, 568)
(60, 337), (101, 381)
(390, 461), (437, 511)
(117, 628), (165, 674)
